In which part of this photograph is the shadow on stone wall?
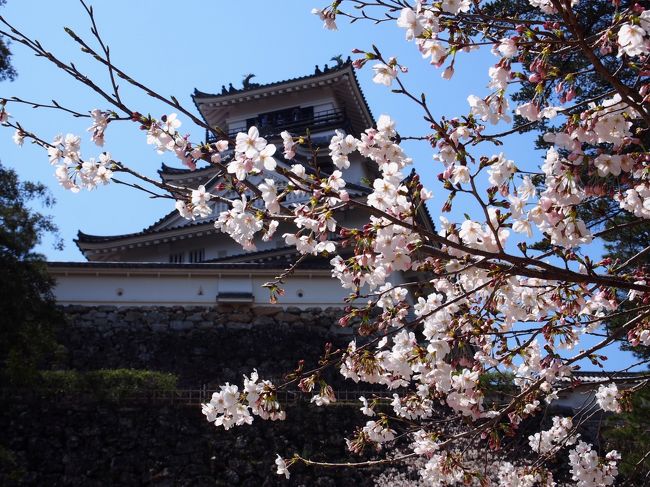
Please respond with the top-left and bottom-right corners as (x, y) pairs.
(2, 305), (385, 485)
(56, 305), (354, 387)
(0, 397), (382, 486)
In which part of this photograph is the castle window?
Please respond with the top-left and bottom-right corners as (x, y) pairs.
(189, 248), (205, 263)
(229, 120), (247, 134)
(169, 252), (184, 263)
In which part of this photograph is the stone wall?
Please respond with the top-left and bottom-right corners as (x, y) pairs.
(0, 397), (381, 486)
(56, 305), (353, 386)
(2, 304), (384, 486)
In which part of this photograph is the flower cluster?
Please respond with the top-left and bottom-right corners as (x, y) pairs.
(569, 442), (620, 487)
(528, 416), (578, 454)
(144, 113), (199, 170)
(201, 370), (284, 430)
(595, 383), (622, 413)
(214, 195), (263, 250)
(46, 133), (114, 192)
(88, 109), (110, 146)
(228, 126), (277, 180)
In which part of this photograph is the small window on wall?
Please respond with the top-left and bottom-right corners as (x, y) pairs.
(189, 248), (205, 263)
(169, 252), (184, 263)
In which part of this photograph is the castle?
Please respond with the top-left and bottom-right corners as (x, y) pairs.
(48, 60), (434, 308)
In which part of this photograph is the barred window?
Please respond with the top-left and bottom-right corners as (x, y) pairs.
(189, 248), (205, 263)
(169, 252), (184, 263)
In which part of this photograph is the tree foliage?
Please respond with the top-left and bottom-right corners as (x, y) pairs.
(0, 163), (61, 384)
(0, 0), (15, 82)
(486, 0), (650, 362)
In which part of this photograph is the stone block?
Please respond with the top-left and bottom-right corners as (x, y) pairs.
(228, 313), (252, 323)
(124, 311), (141, 322)
(275, 312), (300, 323)
(252, 306), (281, 316)
(252, 316), (275, 326)
(150, 323), (168, 333)
(227, 322), (252, 330)
(170, 320), (193, 331)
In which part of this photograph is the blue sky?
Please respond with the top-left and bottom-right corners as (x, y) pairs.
(0, 0), (642, 370)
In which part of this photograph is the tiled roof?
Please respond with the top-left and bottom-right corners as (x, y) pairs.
(157, 163), (213, 176)
(192, 61), (375, 134)
(75, 217), (214, 245)
(192, 61), (354, 100)
(79, 60), (381, 254)
(559, 371), (646, 383)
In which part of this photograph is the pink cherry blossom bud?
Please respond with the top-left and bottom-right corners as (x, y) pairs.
(566, 88), (576, 101)
(441, 66), (454, 80)
(529, 73), (541, 83)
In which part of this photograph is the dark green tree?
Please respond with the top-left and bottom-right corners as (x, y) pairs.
(480, 3), (650, 480)
(0, 0), (16, 82)
(603, 383), (650, 484)
(0, 163), (61, 384)
(483, 0), (650, 361)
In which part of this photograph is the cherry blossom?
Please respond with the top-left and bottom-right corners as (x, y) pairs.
(12, 129), (24, 146)
(275, 455), (290, 479)
(595, 383), (622, 413)
(396, 8), (424, 41)
(371, 63), (397, 86)
(617, 23), (649, 57)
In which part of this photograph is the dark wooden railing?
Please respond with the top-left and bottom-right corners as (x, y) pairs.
(206, 109), (348, 142)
